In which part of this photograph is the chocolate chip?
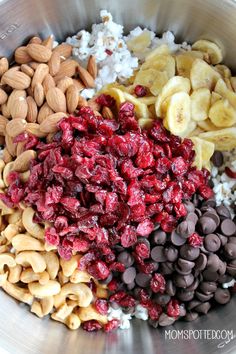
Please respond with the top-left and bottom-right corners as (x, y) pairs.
(154, 293), (170, 305)
(195, 253), (207, 271)
(214, 288), (231, 304)
(194, 208), (202, 218)
(195, 291), (214, 302)
(178, 258), (195, 272)
(199, 216), (217, 234)
(177, 220), (195, 238)
(186, 212), (198, 226)
(151, 230), (167, 245)
(211, 150), (224, 167)
(127, 281), (135, 290)
(184, 312), (199, 321)
(173, 273), (194, 288)
(202, 269), (219, 282)
(165, 279), (176, 296)
(135, 273), (152, 288)
(158, 313), (176, 326)
(175, 264), (192, 275)
(117, 251), (134, 267)
(229, 237), (236, 244)
(159, 262), (174, 275)
(185, 277), (199, 291)
(221, 219), (236, 236)
(218, 274), (233, 284)
(151, 246), (167, 262)
(122, 267), (136, 284)
(148, 319), (159, 328)
(177, 289), (194, 301)
(204, 212), (220, 227)
(199, 281), (217, 294)
(187, 300), (202, 310)
(170, 230), (186, 246)
(204, 234), (221, 252)
(164, 246), (178, 262)
(179, 304), (186, 317)
(216, 205), (231, 219)
(227, 264), (236, 276)
(207, 253), (220, 272)
(224, 243), (236, 260)
(216, 233), (228, 246)
(201, 198), (216, 208)
(180, 245), (200, 260)
(218, 261), (227, 275)
(195, 302), (211, 314)
(183, 201), (195, 213)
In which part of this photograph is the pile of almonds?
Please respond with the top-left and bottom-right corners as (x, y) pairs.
(0, 35), (100, 164)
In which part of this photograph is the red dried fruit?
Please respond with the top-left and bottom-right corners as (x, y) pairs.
(150, 273), (166, 293)
(225, 167), (236, 179)
(104, 319), (119, 332)
(137, 219), (154, 236)
(198, 184), (213, 199)
(166, 299), (180, 318)
(134, 85), (147, 97)
(87, 261), (110, 280)
(96, 94), (115, 107)
(188, 232), (203, 247)
(94, 299), (109, 315)
(82, 320), (102, 332)
(119, 294), (136, 307)
(135, 242), (150, 259)
(120, 225), (137, 248)
(45, 227), (60, 246)
(148, 303), (163, 320)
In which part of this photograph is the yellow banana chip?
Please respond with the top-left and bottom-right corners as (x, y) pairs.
(209, 99), (236, 127)
(127, 31), (152, 52)
(198, 127), (236, 151)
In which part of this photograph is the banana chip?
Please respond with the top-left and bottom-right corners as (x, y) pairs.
(192, 39), (223, 65)
(191, 137), (215, 169)
(191, 88), (211, 121)
(209, 99), (236, 127)
(190, 137), (203, 169)
(190, 59), (220, 90)
(134, 68), (160, 88)
(215, 78), (236, 110)
(230, 77), (236, 92)
(141, 55), (175, 79)
(198, 127), (236, 151)
(126, 31), (152, 53)
(211, 92), (222, 105)
(138, 118), (153, 128)
(145, 44), (170, 61)
(198, 119), (219, 132)
(214, 64), (231, 78)
(150, 71), (169, 95)
(176, 54), (196, 78)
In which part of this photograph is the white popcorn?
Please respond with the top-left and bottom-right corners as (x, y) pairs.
(222, 279), (236, 288)
(134, 304), (149, 321)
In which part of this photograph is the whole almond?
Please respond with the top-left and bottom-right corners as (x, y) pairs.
(54, 59), (78, 82)
(27, 86), (34, 97)
(13, 150), (37, 172)
(26, 96), (38, 123)
(66, 84), (79, 114)
(5, 134), (16, 156)
(88, 97), (101, 111)
(87, 55), (97, 79)
(0, 115), (9, 135)
(48, 51), (61, 76)
(57, 77), (74, 93)
(0, 58), (9, 77)
(31, 63), (49, 89)
(6, 118), (27, 138)
(26, 123), (47, 138)
(3, 148), (13, 163)
(21, 64), (34, 77)
(42, 74), (55, 94)
(27, 44), (52, 63)
(77, 95), (88, 108)
(7, 90), (26, 111)
(46, 133), (55, 143)
(0, 88), (8, 105)
(77, 64), (95, 88)
(29, 62), (40, 70)
(16, 141), (26, 157)
(53, 44), (72, 59)
(9, 96), (28, 120)
(2, 69), (31, 89)
(34, 83), (45, 107)
(15, 46), (32, 64)
(28, 36), (42, 45)
(40, 112), (68, 133)
(102, 106), (114, 119)
(37, 102), (54, 124)
(42, 35), (54, 50)
(73, 79), (85, 92)
(1, 103), (10, 118)
(46, 87), (66, 112)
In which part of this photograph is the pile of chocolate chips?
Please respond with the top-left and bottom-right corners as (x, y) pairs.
(109, 197), (236, 327)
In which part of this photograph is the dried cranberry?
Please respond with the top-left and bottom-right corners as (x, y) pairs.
(104, 319), (119, 332)
(94, 299), (108, 315)
(150, 273), (166, 293)
(134, 85), (147, 97)
(82, 320), (102, 332)
(87, 261), (110, 280)
(137, 219), (154, 236)
(198, 184), (213, 199)
(166, 299), (180, 318)
(148, 303), (163, 320)
(135, 242), (150, 259)
(120, 225), (137, 248)
(188, 232), (203, 247)
(96, 94), (115, 107)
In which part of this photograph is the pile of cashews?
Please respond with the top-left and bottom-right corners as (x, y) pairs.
(0, 159), (108, 330)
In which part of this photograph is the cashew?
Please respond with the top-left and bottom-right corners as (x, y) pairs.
(58, 271), (69, 285)
(31, 296), (54, 318)
(0, 253), (16, 272)
(54, 283), (93, 308)
(76, 305), (108, 325)
(70, 269), (92, 284)
(44, 243), (57, 251)
(12, 234), (45, 252)
(7, 209), (23, 224)
(38, 271), (50, 285)
(0, 272), (8, 286)
(3, 161), (14, 187)
(2, 280), (33, 304)
(22, 207), (45, 239)
(51, 305), (81, 330)
(60, 255), (81, 277)
(0, 159), (5, 189)
(8, 264), (22, 283)
(15, 251), (46, 273)
(0, 199), (14, 216)
(2, 224), (22, 242)
(19, 170), (30, 183)
(28, 280), (61, 298)
(20, 268), (48, 283)
(43, 251), (59, 279)
(0, 245), (9, 254)
(52, 302), (74, 320)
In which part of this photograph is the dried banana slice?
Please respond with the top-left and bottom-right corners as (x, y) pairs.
(230, 77), (236, 92)
(190, 59), (220, 90)
(215, 78), (236, 109)
(188, 126), (205, 137)
(145, 44), (170, 61)
(155, 76), (191, 117)
(134, 68), (160, 88)
(176, 54), (196, 78)
(192, 39), (223, 64)
(211, 92), (222, 105)
(198, 119), (219, 132)
(123, 92), (149, 119)
(209, 99), (236, 127)
(141, 55), (175, 79)
(214, 64), (231, 78)
(165, 91), (191, 137)
(127, 31), (152, 52)
(191, 88), (211, 121)
(150, 71), (169, 95)
(182, 120), (197, 138)
(198, 127), (236, 151)
(190, 137), (203, 169)
(191, 137), (215, 169)
(138, 118), (153, 128)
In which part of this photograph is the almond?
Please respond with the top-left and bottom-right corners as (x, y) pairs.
(57, 77), (74, 93)
(42, 35), (54, 50)
(0, 88), (8, 105)
(5, 134), (16, 156)
(26, 123), (47, 138)
(2, 69), (31, 89)
(13, 150), (37, 172)
(77, 95), (88, 108)
(0, 115), (9, 135)
(21, 64), (34, 77)
(34, 83), (45, 107)
(16, 141), (26, 157)
(48, 51), (61, 76)
(77, 64), (95, 88)
(8, 96), (28, 120)
(31, 63), (49, 89)
(26, 96), (38, 123)
(102, 106), (114, 119)
(15, 46), (32, 64)
(27, 44), (52, 63)
(28, 36), (42, 45)
(29, 62), (40, 70)
(42, 74), (55, 94)
(66, 84), (79, 114)
(27, 86), (34, 97)
(53, 43), (72, 59)
(46, 87), (66, 112)
(6, 118), (27, 138)
(7, 90), (26, 112)
(0, 58), (9, 77)
(37, 102), (54, 124)
(73, 78), (85, 92)
(1, 103), (10, 118)
(87, 55), (97, 79)
(3, 148), (13, 163)
(54, 60), (78, 82)
(40, 112), (68, 133)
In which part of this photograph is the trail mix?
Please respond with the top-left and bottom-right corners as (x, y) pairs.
(0, 10), (235, 332)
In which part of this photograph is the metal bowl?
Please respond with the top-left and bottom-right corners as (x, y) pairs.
(0, 0), (236, 353)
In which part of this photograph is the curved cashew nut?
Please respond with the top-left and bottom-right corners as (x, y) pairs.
(20, 268), (49, 284)
(19, 170), (30, 183)
(44, 243), (57, 252)
(28, 280), (61, 298)
(8, 264), (22, 283)
(2, 280), (33, 304)
(3, 161), (14, 187)
(12, 234), (45, 252)
(2, 224), (20, 242)
(76, 305), (108, 325)
(0, 245), (9, 254)
(7, 209), (23, 225)
(96, 287), (108, 299)
(43, 251), (59, 280)
(0, 253), (16, 272)
(15, 251), (46, 273)
(22, 207), (45, 239)
(60, 255), (81, 277)
(58, 271), (69, 285)
(0, 272), (8, 286)
(0, 159), (5, 189)
(70, 269), (92, 284)
(51, 304), (81, 330)
(0, 199), (14, 216)
(54, 283), (93, 308)
(31, 296), (54, 318)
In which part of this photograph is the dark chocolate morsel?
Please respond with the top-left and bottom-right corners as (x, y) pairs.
(199, 216), (217, 234)
(164, 246), (178, 262)
(204, 212), (220, 227)
(151, 230), (167, 245)
(186, 212), (198, 226)
(177, 289), (194, 301)
(117, 251), (134, 267)
(151, 246), (167, 262)
(183, 201), (195, 213)
(221, 219), (236, 237)
(184, 312), (199, 321)
(224, 243), (236, 260)
(206, 253), (220, 272)
(135, 273), (152, 288)
(154, 293), (171, 306)
(210, 150), (224, 167)
(204, 234), (221, 252)
(122, 267), (136, 284)
(187, 300), (202, 310)
(195, 291), (214, 302)
(216, 205), (231, 219)
(218, 261), (227, 275)
(173, 273), (194, 288)
(195, 253), (207, 271)
(185, 277), (199, 291)
(180, 245), (200, 261)
(170, 230), (186, 246)
(195, 302), (211, 314)
(159, 262), (174, 275)
(158, 313), (176, 326)
(199, 281), (217, 294)
(216, 233), (228, 246)
(202, 269), (219, 282)
(165, 280), (176, 296)
(214, 288), (231, 304)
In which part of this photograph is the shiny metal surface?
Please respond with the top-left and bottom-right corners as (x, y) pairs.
(0, 0), (236, 353)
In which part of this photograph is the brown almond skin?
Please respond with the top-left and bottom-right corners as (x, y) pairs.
(37, 102), (54, 124)
(31, 63), (49, 89)
(77, 64), (95, 88)
(0, 115), (9, 135)
(27, 44), (52, 63)
(87, 55), (98, 79)
(102, 106), (114, 119)
(13, 150), (37, 172)
(42, 35), (54, 50)
(53, 43), (72, 59)
(34, 83), (45, 107)
(15, 46), (32, 64)
(0, 89), (8, 105)
(3, 148), (13, 163)
(39, 112), (68, 133)
(54, 60), (78, 82)
(2, 69), (31, 90)
(0, 57), (9, 77)
(26, 123), (47, 138)
(21, 64), (34, 77)
(43, 74), (56, 94)
(46, 87), (66, 112)
(48, 51), (61, 76)
(6, 118), (27, 138)
(28, 36), (42, 45)
(66, 84), (79, 114)
(5, 134), (16, 156)
(26, 96), (38, 123)
(9, 97), (28, 120)
(57, 77), (74, 93)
